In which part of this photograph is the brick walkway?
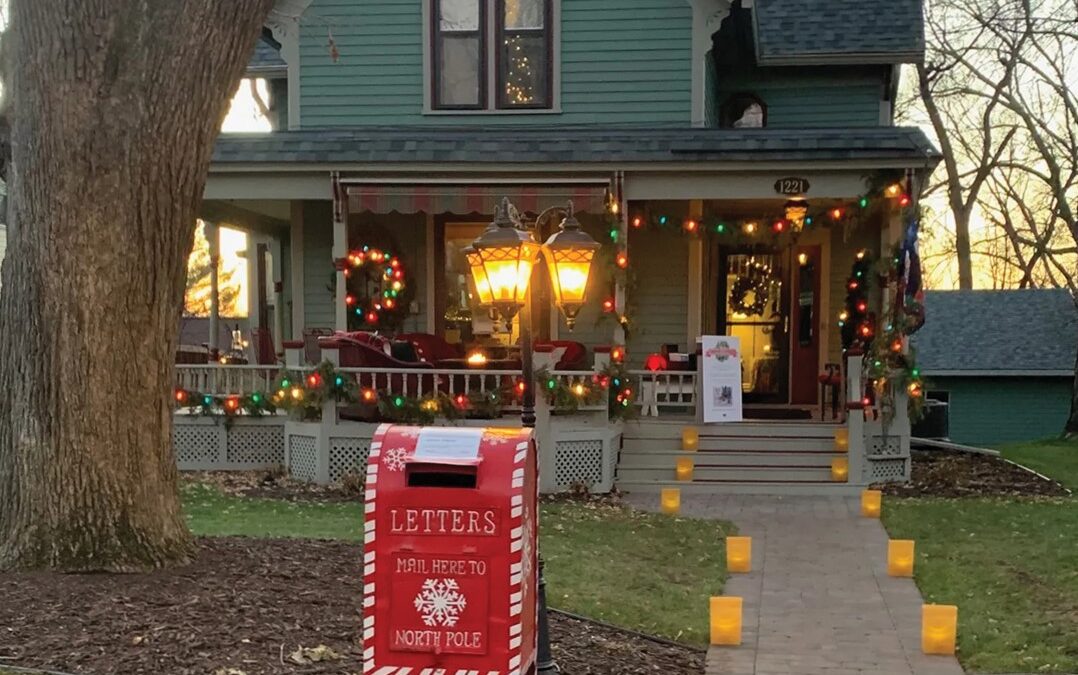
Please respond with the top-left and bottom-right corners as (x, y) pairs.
(626, 494), (965, 675)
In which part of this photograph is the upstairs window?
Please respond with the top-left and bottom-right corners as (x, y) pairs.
(720, 93), (766, 128)
(431, 0), (555, 111)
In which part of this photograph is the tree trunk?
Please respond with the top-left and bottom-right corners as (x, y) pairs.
(0, 0), (274, 571)
(953, 207), (974, 290)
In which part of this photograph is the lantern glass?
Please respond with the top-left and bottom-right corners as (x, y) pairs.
(464, 198), (541, 321)
(542, 203), (600, 328)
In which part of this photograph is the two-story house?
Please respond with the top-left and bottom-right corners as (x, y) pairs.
(193, 0), (940, 493)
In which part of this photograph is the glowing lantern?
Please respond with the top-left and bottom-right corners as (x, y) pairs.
(681, 427), (699, 451)
(710, 597), (742, 646)
(888, 540), (915, 577)
(660, 488), (680, 515)
(834, 428), (849, 452)
(464, 197), (541, 321)
(542, 203), (600, 330)
(922, 605), (958, 655)
(466, 352), (488, 367)
(726, 536), (752, 573)
(861, 489), (882, 518)
(675, 457), (694, 482)
(831, 456), (849, 482)
(784, 198), (809, 228)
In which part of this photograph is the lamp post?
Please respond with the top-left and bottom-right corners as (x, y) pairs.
(464, 197), (600, 674)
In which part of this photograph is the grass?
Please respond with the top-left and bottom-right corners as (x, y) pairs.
(883, 438), (1078, 673)
(181, 484), (732, 647)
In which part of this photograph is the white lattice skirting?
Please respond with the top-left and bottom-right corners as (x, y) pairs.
(174, 415), (285, 471)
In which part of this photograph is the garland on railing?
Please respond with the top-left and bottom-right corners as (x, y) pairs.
(376, 388), (512, 425)
(535, 359), (637, 422)
(173, 389), (277, 418)
(270, 361), (360, 420)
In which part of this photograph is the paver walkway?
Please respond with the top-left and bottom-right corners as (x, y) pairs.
(626, 494), (965, 675)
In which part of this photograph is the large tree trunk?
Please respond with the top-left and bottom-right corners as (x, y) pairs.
(0, 0), (274, 571)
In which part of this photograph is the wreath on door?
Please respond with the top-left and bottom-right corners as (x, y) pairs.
(730, 274), (771, 316)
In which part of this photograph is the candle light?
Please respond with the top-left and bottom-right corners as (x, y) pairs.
(676, 457), (694, 482)
(660, 488), (680, 515)
(922, 604), (958, 655)
(726, 536), (752, 573)
(831, 456), (849, 482)
(682, 426), (699, 452)
(710, 597), (743, 646)
(861, 489), (882, 518)
(888, 540), (915, 577)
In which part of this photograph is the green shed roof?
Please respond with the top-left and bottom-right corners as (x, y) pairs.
(911, 289), (1077, 375)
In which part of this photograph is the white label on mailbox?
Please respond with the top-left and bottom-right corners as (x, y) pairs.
(414, 427), (483, 461)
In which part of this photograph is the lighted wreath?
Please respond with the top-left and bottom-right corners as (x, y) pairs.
(337, 246), (409, 330)
(729, 274), (771, 316)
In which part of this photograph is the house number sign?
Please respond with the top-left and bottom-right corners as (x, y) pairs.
(774, 177), (810, 195)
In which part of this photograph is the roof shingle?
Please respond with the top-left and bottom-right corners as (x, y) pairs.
(911, 289), (1077, 374)
(753, 0), (925, 64)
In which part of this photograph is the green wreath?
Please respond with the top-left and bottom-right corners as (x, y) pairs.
(730, 275), (771, 316)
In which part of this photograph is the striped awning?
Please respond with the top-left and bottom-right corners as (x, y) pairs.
(344, 183), (610, 215)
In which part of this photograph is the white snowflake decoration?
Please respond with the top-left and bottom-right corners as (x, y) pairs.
(395, 427), (422, 439)
(414, 578), (467, 627)
(383, 447), (408, 472)
(481, 433), (514, 446)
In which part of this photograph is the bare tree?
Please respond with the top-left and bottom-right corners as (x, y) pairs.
(0, 0), (274, 570)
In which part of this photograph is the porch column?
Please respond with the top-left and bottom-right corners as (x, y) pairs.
(686, 199), (704, 344)
(289, 200), (305, 338)
(205, 220), (221, 357)
(270, 237), (285, 353)
(613, 171), (628, 345)
(332, 172), (347, 332)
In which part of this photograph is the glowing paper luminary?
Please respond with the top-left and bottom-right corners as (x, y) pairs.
(834, 427), (849, 452)
(830, 456), (849, 482)
(709, 597), (743, 646)
(922, 604), (958, 655)
(675, 457), (694, 482)
(861, 489), (882, 518)
(888, 540), (915, 577)
(660, 488), (681, 515)
(726, 536), (752, 573)
(681, 426), (699, 452)
(542, 203), (600, 329)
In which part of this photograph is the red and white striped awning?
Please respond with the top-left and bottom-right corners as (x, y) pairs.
(344, 182), (611, 215)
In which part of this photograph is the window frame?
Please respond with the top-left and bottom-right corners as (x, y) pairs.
(425, 0), (560, 114)
(495, 0), (554, 110)
(431, 0), (488, 111)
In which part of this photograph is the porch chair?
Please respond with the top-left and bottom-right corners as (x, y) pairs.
(398, 332), (463, 364)
(534, 340), (587, 370)
(818, 362), (843, 420)
(302, 327), (333, 365)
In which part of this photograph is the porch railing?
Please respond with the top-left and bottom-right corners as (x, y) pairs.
(630, 370), (697, 417)
(175, 365), (279, 396)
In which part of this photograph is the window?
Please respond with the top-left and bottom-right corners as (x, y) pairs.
(430, 0), (555, 111)
(720, 93), (766, 129)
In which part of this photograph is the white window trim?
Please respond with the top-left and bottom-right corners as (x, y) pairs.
(422, 0), (562, 115)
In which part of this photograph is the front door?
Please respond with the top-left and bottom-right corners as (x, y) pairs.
(717, 250), (789, 404)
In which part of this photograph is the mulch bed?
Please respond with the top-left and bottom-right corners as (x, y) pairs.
(0, 537), (702, 675)
(876, 448), (1070, 498)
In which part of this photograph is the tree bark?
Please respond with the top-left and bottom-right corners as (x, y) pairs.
(0, 0), (274, 571)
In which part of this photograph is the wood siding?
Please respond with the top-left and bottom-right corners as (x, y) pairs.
(714, 65), (887, 128)
(927, 376), (1072, 446)
(625, 227), (689, 367)
(297, 0), (692, 126)
(302, 201), (335, 330)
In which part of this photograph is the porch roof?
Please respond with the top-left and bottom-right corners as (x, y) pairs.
(211, 127), (939, 168)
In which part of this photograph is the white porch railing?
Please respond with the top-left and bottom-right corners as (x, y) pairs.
(630, 370), (697, 417)
(174, 365), (279, 396)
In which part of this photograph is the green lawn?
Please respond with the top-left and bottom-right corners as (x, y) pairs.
(883, 438), (1078, 673)
(181, 484), (731, 647)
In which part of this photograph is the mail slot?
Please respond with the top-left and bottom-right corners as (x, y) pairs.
(362, 424), (538, 674)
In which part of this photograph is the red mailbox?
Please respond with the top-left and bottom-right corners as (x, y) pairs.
(362, 424), (538, 674)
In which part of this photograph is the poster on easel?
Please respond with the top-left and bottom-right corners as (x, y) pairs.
(701, 336), (743, 423)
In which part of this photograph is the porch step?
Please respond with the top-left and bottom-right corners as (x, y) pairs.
(622, 420), (842, 440)
(616, 479), (864, 497)
(617, 464), (835, 484)
(621, 437), (836, 453)
(617, 450), (838, 469)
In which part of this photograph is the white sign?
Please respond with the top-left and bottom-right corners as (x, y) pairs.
(414, 427), (484, 462)
(700, 336), (744, 423)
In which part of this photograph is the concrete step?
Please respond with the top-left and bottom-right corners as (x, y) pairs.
(617, 450), (839, 468)
(623, 421), (842, 441)
(621, 436), (836, 453)
(618, 464), (835, 484)
(616, 479), (864, 496)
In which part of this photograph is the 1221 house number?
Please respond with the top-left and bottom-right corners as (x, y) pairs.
(774, 177), (810, 195)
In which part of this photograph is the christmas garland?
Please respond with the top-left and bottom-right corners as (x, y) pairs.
(535, 360), (637, 422)
(174, 389), (276, 418)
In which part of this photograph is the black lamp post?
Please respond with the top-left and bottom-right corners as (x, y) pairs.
(464, 197), (600, 674)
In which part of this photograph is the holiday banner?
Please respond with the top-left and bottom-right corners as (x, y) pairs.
(701, 336), (744, 424)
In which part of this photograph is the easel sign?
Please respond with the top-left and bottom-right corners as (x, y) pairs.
(701, 336), (744, 423)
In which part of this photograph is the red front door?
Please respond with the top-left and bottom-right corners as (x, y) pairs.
(789, 245), (821, 405)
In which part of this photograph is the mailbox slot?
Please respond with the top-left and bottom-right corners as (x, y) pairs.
(406, 462), (479, 489)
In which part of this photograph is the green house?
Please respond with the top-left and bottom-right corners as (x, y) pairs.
(911, 289), (1077, 446)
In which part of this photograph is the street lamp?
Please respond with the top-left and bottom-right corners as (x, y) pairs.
(465, 196), (600, 674)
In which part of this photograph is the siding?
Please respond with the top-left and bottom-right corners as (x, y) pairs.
(298, 0), (692, 127)
(704, 50), (717, 127)
(302, 201), (336, 330)
(927, 376), (1072, 446)
(714, 65), (886, 128)
(625, 227), (689, 367)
